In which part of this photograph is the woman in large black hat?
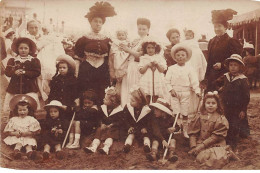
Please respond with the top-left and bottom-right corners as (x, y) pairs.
(203, 9), (243, 92)
(74, 1), (116, 105)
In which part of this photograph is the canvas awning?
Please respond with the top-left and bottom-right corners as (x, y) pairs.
(230, 8), (260, 27)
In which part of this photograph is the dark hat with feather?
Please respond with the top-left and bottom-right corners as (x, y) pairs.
(211, 9), (237, 28)
(85, 1), (116, 23)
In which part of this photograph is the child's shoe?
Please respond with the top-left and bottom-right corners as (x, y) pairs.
(146, 149), (159, 161)
(123, 144), (131, 153)
(98, 146), (109, 155)
(143, 144), (151, 153)
(14, 149), (22, 159)
(27, 150), (37, 160)
(56, 150), (65, 160)
(84, 146), (97, 153)
(67, 143), (80, 149)
(42, 152), (50, 160)
(65, 143), (73, 148)
(168, 151), (178, 162)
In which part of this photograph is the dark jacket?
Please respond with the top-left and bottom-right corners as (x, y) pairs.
(122, 104), (152, 138)
(148, 113), (177, 142)
(5, 56), (41, 94)
(48, 74), (78, 107)
(164, 44), (177, 68)
(74, 105), (101, 135)
(94, 105), (124, 140)
(222, 73), (250, 113)
(205, 33), (242, 91)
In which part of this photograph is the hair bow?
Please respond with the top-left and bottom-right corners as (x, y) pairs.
(105, 86), (117, 95)
(207, 91), (218, 96)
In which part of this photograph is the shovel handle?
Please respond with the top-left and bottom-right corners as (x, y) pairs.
(62, 111), (76, 148)
(162, 113), (180, 161)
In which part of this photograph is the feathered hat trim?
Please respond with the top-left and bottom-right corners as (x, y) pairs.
(85, 1), (116, 21)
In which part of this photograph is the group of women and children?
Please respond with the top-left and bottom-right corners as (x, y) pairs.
(2, 2), (250, 167)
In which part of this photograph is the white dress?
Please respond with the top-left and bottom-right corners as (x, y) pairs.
(138, 54), (168, 98)
(4, 116), (41, 147)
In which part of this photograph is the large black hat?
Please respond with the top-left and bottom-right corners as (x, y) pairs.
(85, 1), (116, 23)
(211, 9), (237, 26)
(11, 37), (37, 56)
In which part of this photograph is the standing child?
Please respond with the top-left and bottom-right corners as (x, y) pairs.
(3, 37), (41, 113)
(3, 95), (41, 160)
(122, 86), (152, 153)
(66, 89), (100, 149)
(109, 29), (130, 107)
(42, 100), (69, 160)
(48, 54), (77, 109)
(165, 43), (201, 138)
(222, 54), (250, 150)
(84, 86), (123, 155)
(138, 38), (168, 103)
(146, 98), (179, 162)
(188, 91), (229, 156)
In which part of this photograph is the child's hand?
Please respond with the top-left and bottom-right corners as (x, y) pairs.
(162, 140), (169, 149)
(168, 127), (176, 134)
(128, 127), (135, 134)
(57, 129), (63, 134)
(120, 44), (130, 53)
(189, 143), (205, 156)
(170, 89), (177, 97)
(15, 131), (22, 137)
(107, 124), (113, 128)
(101, 124), (107, 130)
(15, 69), (24, 76)
(239, 111), (246, 119)
(213, 62), (221, 70)
(141, 128), (147, 134)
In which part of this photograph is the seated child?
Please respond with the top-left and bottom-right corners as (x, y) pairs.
(146, 98), (179, 162)
(42, 100), (69, 160)
(165, 43), (201, 138)
(84, 86), (123, 155)
(188, 91), (229, 156)
(122, 86), (152, 153)
(66, 89), (100, 149)
(3, 94), (41, 160)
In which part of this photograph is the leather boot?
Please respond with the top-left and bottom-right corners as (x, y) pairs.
(168, 147), (178, 162)
(146, 149), (158, 161)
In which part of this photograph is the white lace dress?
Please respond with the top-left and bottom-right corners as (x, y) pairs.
(4, 116), (41, 146)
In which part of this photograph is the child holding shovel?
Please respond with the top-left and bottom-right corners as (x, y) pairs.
(146, 98), (179, 162)
(139, 37), (168, 103)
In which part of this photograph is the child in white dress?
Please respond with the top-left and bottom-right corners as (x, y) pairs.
(138, 38), (168, 103)
(3, 94), (41, 160)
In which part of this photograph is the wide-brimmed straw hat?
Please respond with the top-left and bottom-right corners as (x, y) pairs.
(130, 86), (148, 105)
(11, 37), (37, 56)
(150, 98), (172, 116)
(44, 100), (66, 110)
(56, 54), (76, 71)
(9, 94), (37, 111)
(170, 43), (192, 62)
(4, 28), (15, 37)
(225, 54), (245, 66)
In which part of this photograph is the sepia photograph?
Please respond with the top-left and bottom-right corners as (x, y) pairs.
(0, 0), (260, 170)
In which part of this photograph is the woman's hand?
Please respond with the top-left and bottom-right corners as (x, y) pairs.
(213, 62), (221, 70)
(14, 131), (22, 138)
(119, 44), (131, 53)
(162, 140), (169, 148)
(170, 89), (177, 97)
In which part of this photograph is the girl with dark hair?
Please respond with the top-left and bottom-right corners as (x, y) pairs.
(188, 91), (229, 156)
(120, 18), (151, 104)
(3, 95), (41, 160)
(48, 54), (77, 110)
(138, 38), (168, 103)
(74, 2), (116, 106)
